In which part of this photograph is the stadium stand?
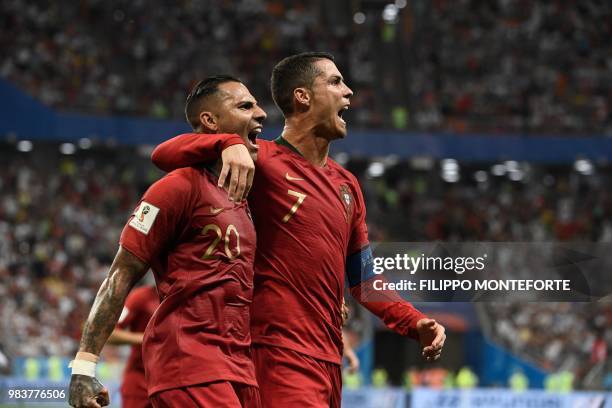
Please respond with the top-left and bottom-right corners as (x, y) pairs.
(1, 0), (610, 134)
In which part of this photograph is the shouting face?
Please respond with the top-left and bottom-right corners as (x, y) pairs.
(307, 59), (353, 140)
(212, 81), (267, 160)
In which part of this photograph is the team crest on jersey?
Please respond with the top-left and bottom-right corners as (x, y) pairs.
(339, 185), (354, 222)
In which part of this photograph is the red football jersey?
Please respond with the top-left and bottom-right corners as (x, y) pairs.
(152, 134), (426, 364)
(115, 285), (159, 397)
(119, 165), (257, 396)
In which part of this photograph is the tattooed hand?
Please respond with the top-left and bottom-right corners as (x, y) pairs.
(68, 375), (110, 408)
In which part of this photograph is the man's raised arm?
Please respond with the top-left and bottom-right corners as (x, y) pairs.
(151, 133), (254, 201)
(151, 133), (244, 171)
(68, 247), (147, 408)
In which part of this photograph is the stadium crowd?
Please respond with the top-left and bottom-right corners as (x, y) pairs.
(1, 0), (610, 135)
(0, 144), (158, 358)
(490, 302), (610, 387)
(0, 143), (610, 389)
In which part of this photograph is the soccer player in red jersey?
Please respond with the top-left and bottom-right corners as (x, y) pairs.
(68, 75), (266, 408)
(106, 284), (159, 408)
(151, 53), (446, 407)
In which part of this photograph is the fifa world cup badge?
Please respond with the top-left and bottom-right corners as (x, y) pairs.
(339, 185), (354, 222)
(129, 201), (160, 235)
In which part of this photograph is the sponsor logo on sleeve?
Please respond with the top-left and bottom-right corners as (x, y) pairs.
(129, 201), (160, 235)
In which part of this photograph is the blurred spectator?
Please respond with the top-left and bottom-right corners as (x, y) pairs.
(456, 366), (479, 388)
(371, 367), (390, 388)
(0, 344), (10, 375)
(509, 369), (529, 391)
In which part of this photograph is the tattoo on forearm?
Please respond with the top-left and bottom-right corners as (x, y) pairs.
(79, 249), (146, 355)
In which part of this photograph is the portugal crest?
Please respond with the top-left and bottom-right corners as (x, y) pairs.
(339, 185), (354, 222)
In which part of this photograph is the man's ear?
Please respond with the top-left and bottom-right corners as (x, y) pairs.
(199, 111), (218, 132)
(294, 87), (311, 108)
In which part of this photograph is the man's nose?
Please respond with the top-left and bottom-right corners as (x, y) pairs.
(255, 106), (267, 122)
(344, 84), (353, 98)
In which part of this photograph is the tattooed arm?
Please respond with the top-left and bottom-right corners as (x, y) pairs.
(68, 246), (148, 408)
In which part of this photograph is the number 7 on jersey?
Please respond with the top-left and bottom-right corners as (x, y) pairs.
(283, 190), (307, 223)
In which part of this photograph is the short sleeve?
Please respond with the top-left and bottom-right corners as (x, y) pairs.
(119, 170), (193, 265)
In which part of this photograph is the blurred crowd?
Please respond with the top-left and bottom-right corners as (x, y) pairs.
(354, 161), (612, 243)
(1, 0), (610, 135)
(0, 143), (610, 390)
(345, 158), (612, 388)
(490, 303), (609, 388)
(0, 143), (159, 358)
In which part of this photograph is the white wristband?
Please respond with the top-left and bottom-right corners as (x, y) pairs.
(70, 359), (97, 377)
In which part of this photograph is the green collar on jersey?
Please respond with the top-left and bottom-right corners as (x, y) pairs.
(274, 136), (303, 157)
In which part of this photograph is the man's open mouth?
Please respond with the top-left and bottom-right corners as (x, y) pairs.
(338, 106), (349, 124)
(247, 127), (261, 146)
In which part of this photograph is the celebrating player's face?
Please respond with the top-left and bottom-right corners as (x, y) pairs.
(214, 81), (266, 159)
(308, 59), (353, 140)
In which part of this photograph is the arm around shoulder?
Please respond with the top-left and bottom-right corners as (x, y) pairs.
(151, 133), (245, 172)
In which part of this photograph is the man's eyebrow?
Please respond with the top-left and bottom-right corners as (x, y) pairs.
(330, 74), (343, 82)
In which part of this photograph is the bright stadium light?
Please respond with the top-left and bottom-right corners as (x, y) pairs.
(78, 138), (92, 149)
(474, 170), (488, 183)
(491, 164), (506, 176)
(508, 169), (524, 181)
(16, 140), (33, 152)
(441, 159), (459, 172)
(60, 143), (76, 155)
(395, 0), (407, 9)
(353, 12), (366, 25)
(334, 152), (349, 166)
(574, 159), (593, 175)
(441, 170), (460, 183)
(382, 4), (398, 22)
(367, 161), (385, 177)
(384, 154), (399, 166)
(504, 160), (519, 172)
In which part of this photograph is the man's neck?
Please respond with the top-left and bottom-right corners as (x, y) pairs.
(281, 118), (330, 167)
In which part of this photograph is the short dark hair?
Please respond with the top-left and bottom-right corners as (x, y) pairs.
(271, 52), (335, 116)
(185, 75), (242, 130)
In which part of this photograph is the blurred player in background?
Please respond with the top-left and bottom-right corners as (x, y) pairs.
(152, 52), (445, 407)
(106, 284), (158, 408)
(68, 75), (266, 408)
